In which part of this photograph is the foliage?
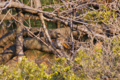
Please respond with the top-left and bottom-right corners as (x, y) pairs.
(0, 57), (78, 80)
(0, 57), (50, 80)
(1, 37), (120, 80)
(84, 5), (117, 24)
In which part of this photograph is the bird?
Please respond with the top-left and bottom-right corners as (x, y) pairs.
(56, 33), (71, 50)
(55, 33), (72, 58)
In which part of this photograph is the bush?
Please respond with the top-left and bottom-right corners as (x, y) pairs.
(0, 57), (79, 80)
(1, 39), (120, 80)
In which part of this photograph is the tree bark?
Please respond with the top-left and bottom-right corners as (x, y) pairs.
(0, 44), (16, 64)
(16, 12), (24, 63)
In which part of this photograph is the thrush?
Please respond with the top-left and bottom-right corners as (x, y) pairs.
(56, 33), (71, 50)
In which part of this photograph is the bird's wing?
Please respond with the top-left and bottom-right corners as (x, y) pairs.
(62, 42), (71, 49)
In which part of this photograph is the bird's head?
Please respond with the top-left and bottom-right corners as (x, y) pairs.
(56, 33), (62, 38)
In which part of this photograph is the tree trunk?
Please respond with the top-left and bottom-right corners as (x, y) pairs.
(16, 12), (24, 63)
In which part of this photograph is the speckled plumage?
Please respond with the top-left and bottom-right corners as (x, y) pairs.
(56, 33), (71, 50)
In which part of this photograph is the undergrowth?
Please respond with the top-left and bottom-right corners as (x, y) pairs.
(1, 37), (120, 80)
(0, 1), (120, 80)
